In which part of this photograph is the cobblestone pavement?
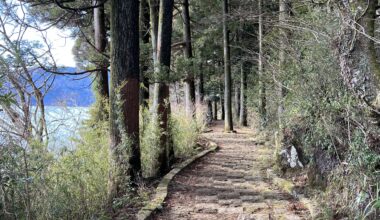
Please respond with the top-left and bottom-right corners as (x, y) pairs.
(153, 121), (310, 220)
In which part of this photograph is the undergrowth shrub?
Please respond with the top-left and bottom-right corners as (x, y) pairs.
(140, 108), (161, 177)
(46, 120), (110, 219)
(140, 106), (204, 177)
(171, 106), (204, 159)
(258, 4), (380, 218)
(0, 112), (110, 219)
(1, 103), (206, 218)
(0, 139), (54, 220)
(320, 127), (380, 219)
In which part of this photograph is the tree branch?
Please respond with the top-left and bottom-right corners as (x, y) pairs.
(54, 0), (109, 12)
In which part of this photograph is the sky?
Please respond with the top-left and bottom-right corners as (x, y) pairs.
(46, 28), (76, 67)
(26, 27), (76, 67)
(2, 19), (76, 67)
(8, 1), (77, 67)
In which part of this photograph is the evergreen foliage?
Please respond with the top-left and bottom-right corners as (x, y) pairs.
(1, 0), (380, 218)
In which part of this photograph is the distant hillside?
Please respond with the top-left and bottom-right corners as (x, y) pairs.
(33, 67), (95, 107)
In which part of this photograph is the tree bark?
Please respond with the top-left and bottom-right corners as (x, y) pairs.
(152, 0), (175, 176)
(240, 62), (248, 126)
(258, 0), (267, 127)
(93, 0), (109, 120)
(213, 99), (218, 120)
(140, 0), (150, 108)
(337, 1), (380, 115)
(234, 82), (240, 120)
(207, 100), (213, 123)
(182, 0), (196, 117)
(223, 0), (233, 131)
(109, 0), (141, 201)
(220, 84), (225, 121)
(149, 0), (159, 65)
(277, 0), (287, 131)
(198, 62), (205, 104)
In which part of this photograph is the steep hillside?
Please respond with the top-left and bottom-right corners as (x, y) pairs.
(33, 67), (95, 106)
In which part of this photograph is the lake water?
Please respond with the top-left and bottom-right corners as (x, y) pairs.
(45, 106), (89, 151)
(0, 106), (89, 151)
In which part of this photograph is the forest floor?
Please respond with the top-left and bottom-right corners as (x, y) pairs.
(152, 121), (310, 220)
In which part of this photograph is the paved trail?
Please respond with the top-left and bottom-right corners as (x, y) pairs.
(153, 121), (309, 220)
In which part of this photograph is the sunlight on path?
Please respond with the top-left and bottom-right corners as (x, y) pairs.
(153, 121), (310, 220)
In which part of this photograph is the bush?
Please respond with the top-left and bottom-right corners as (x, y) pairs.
(140, 106), (204, 177)
(0, 117), (110, 219)
(45, 121), (110, 219)
(256, 4), (380, 218)
(170, 106), (204, 159)
(1, 105), (205, 218)
(140, 108), (162, 178)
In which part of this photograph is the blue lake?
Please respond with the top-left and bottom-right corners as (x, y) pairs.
(45, 106), (89, 151)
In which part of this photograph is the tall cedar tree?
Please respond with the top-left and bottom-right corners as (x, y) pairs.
(338, 0), (380, 115)
(235, 82), (240, 119)
(152, 0), (175, 176)
(182, 0), (196, 117)
(93, 0), (109, 120)
(198, 63), (205, 103)
(223, 0), (233, 131)
(258, 0), (267, 127)
(213, 98), (218, 120)
(220, 82), (225, 120)
(108, 0), (141, 200)
(240, 62), (248, 126)
(149, 0), (159, 66)
(277, 0), (288, 134)
(140, 0), (150, 107)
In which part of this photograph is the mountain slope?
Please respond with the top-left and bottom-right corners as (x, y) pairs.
(34, 67), (96, 107)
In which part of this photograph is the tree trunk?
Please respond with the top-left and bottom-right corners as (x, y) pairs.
(258, 0), (267, 127)
(221, 98), (225, 120)
(149, 0), (159, 65)
(182, 0), (196, 118)
(93, 0), (109, 121)
(223, 0), (233, 131)
(207, 100), (213, 123)
(220, 84), (225, 121)
(140, 0), (150, 108)
(234, 82), (240, 120)
(109, 0), (141, 201)
(152, 0), (175, 176)
(277, 0), (288, 132)
(213, 100), (218, 120)
(337, 1), (380, 115)
(240, 62), (248, 126)
(198, 62), (205, 104)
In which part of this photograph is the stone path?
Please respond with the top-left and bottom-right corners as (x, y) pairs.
(152, 121), (310, 220)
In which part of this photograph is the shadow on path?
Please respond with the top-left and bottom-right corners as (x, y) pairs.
(152, 121), (310, 220)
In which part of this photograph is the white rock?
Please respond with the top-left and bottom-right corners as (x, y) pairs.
(280, 145), (303, 169)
